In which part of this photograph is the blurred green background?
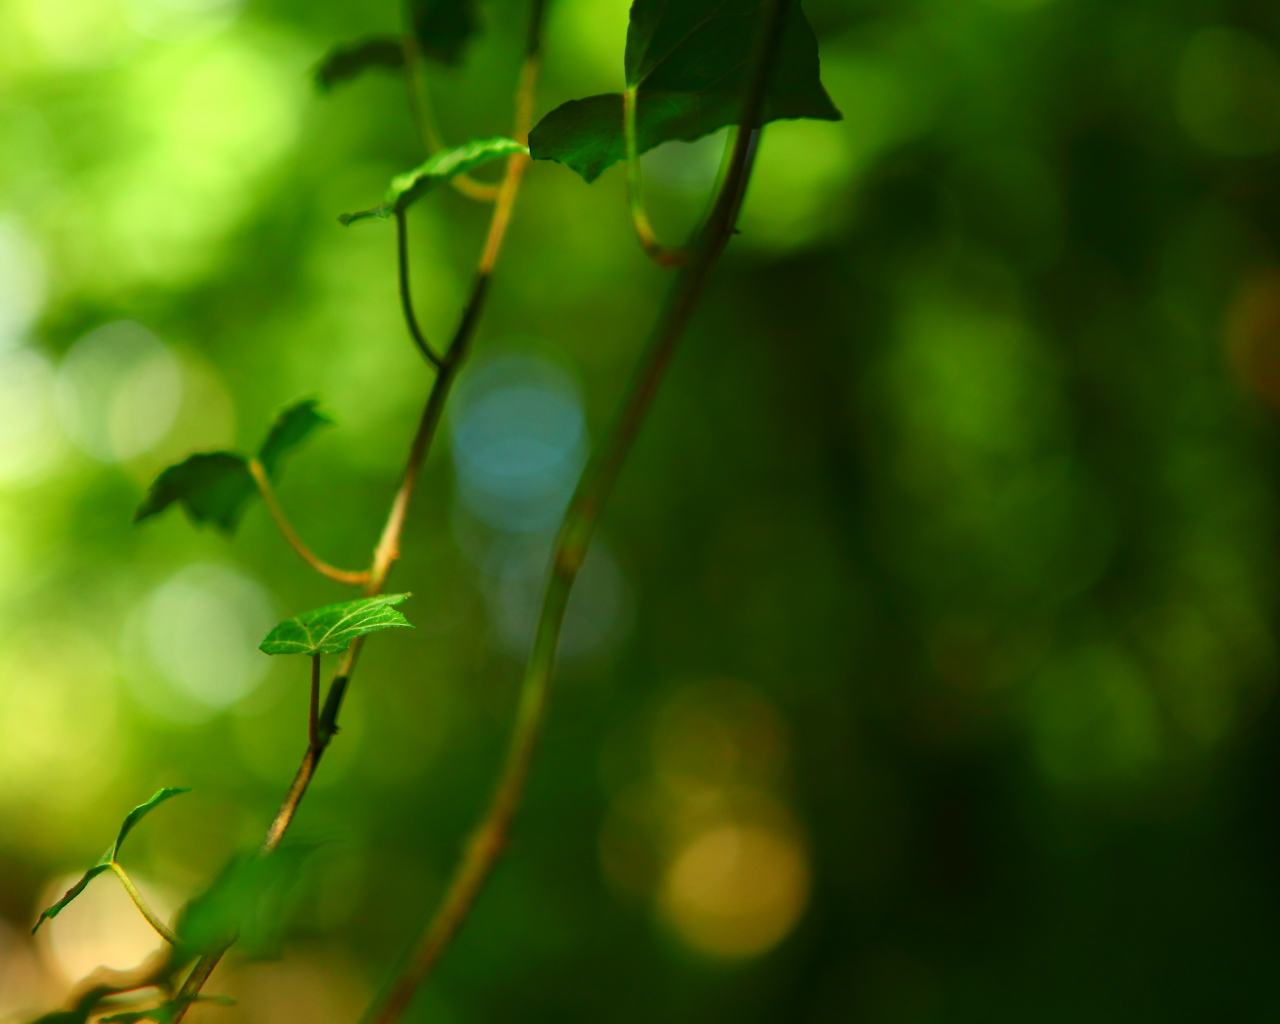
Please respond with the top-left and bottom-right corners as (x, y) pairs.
(3, 0), (1280, 1020)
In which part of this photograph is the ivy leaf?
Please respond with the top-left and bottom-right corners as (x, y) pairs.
(257, 399), (332, 480)
(409, 0), (479, 66)
(113, 787), (191, 857)
(133, 453), (255, 535)
(529, 0), (842, 182)
(135, 400), (331, 535)
(33, 788), (190, 933)
(314, 35), (405, 91)
(175, 847), (315, 962)
(99, 996), (235, 1024)
(259, 594), (412, 656)
(339, 138), (525, 224)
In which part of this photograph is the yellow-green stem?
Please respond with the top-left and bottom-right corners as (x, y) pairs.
(249, 458), (369, 586)
(624, 87), (685, 267)
(110, 861), (178, 946)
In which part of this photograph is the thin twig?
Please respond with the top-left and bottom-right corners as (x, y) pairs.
(168, 9), (548, 1019)
(248, 459), (370, 586)
(360, 4), (785, 1020)
(109, 862), (179, 946)
(624, 87), (686, 267)
(395, 209), (445, 368)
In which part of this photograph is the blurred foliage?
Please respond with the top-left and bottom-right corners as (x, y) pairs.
(2, 0), (1280, 1021)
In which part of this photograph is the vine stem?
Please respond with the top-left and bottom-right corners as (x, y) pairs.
(361, 4), (785, 1022)
(109, 861), (179, 946)
(624, 87), (685, 267)
(309, 653), (322, 749)
(248, 459), (370, 586)
(168, 9), (548, 1019)
(395, 208), (445, 368)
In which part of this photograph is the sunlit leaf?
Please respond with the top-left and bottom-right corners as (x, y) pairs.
(315, 35), (405, 91)
(257, 399), (332, 480)
(259, 594), (413, 656)
(339, 138), (525, 224)
(175, 847), (315, 962)
(33, 789), (190, 933)
(99, 995), (234, 1024)
(529, 0), (841, 182)
(409, 0), (478, 66)
(133, 453), (255, 535)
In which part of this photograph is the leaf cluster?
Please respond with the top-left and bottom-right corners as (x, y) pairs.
(134, 399), (330, 535)
(529, 0), (841, 181)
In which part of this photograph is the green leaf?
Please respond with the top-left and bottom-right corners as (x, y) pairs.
(33, 788), (190, 934)
(133, 452), (255, 535)
(314, 35), (405, 91)
(100, 996), (234, 1024)
(529, 0), (842, 182)
(339, 138), (525, 224)
(259, 594), (413, 656)
(409, 0), (478, 66)
(135, 400), (331, 536)
(114, 787), (190, 859)
(31, 862), (112, 935)
(257, 399), (332, 480)
(175, 847), (315, 962)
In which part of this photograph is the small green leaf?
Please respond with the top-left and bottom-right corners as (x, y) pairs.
(31, 862), (112, 935)
(259, 594), (413, 656)
(134, 453), (255, 535)
(314, 35), (405, 91)
(340, 138), (525, 224)
(100, 996), (235, 1024)
(529, 0), (842, 182)
(114, 787), (190, 860)
(33, 788), (190, 933)
(409, 0), (479, 66)
(175, 847), (315, 962)
(257, 399), (332, 480)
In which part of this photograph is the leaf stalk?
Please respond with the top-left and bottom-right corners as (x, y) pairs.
(395, 209), (445, 368)
(624, 87), (686, 267)
(109, 862), (179, 946)
(248, 459), (370, 586)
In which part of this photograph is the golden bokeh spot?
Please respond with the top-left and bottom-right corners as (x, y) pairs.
(652, 680), (789, 797)
(1225, 268), (1280, 410)
(36, 871), (174, 985)
(659, 823), (809, 959)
